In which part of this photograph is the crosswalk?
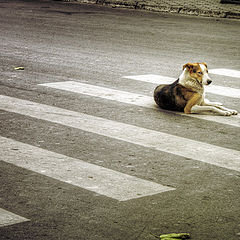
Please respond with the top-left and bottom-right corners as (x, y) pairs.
(1, 94), (240, 172)
(123, 74), (240, 98)
(0, 136), (175, 202)
(39, 81), (240, 128)
(1, 68), (239, 226)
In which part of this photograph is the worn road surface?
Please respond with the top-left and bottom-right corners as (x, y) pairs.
(0, 0), (240, 239)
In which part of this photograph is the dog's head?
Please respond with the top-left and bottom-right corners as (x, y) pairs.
(183, 62), (212, 85)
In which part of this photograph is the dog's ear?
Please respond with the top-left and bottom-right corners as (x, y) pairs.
(183, 63), (193, 70)
(201, 62), (208, 68)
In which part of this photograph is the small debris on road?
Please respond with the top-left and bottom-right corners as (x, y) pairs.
(14, 67), (25, 70)
(151, 232), (191, 239)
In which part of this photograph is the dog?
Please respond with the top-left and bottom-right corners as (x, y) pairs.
(154, 62), (238, 116)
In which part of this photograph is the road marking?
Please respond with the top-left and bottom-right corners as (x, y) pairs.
(123, 74), (240, 98)
(207, 84), (240, 98)
(0, 208), (29, 227)
(39, 81), (240, 128)
(123, 74), (175, 84)
(40, 81), (153, 107)
(0, 95), (240, 172)
(0, 136), (174, 201)
(209, 69), (240, 78)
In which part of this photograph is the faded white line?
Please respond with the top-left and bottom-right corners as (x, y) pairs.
(0, 208), (29, 227)
(0, 137), (174, 201)
(39, 81), (240, 128)
(209, 69), (240, 78)
(207, 84), (240, 98)
(123, 74), (175, 84)
(0, 95), (240, 172)
(40, 81), (153, 107)
(123, 74), (240, 98)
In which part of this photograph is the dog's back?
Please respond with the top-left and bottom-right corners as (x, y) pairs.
(154, 79), (196, 112)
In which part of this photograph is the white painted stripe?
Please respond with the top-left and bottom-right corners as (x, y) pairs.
(39, 81), (154, 108)
(0, 95), (239, 172)
(39, 81), (240, 128)
(209, 69), (240, 78)
(206, 84), (240, 99)
(0, 137), (174, 201)
(0, 208), (29, 227)
(123, 74), (240, 98)
(123, 74), (175, 84)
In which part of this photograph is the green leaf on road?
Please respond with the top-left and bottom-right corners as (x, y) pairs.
(151, 232), (191, 239)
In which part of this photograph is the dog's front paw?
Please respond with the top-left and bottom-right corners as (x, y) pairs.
(221, 110), (238, 116)
(225, 108), (238, 115)
(230, 109), (238, 115)
(218, 110), (232, 116)
(223, 111), (232, 116)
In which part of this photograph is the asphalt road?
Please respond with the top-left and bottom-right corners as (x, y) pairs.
(0, 0), (240, 239)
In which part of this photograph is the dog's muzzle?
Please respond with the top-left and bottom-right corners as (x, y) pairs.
(207, 79), (212, 85)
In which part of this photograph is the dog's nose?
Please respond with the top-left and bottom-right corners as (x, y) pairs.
(207, 79), (212, 85)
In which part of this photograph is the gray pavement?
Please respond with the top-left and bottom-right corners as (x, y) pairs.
(0, 1), (240, 240)
(73, 0), (240, 18)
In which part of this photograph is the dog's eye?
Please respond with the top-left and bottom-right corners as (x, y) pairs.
(193, 69), (196, 73)
(198, 71), (203, 75)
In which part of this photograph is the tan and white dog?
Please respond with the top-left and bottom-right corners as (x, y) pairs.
(154, 62), (238, 116)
